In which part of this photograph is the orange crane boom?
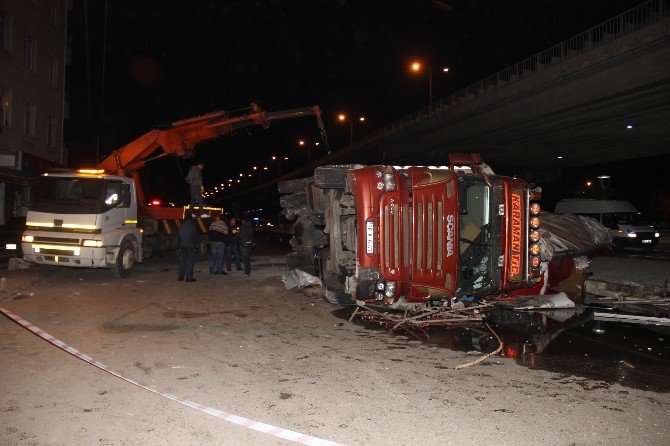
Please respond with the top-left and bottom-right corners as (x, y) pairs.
(97, 103), (326, 209)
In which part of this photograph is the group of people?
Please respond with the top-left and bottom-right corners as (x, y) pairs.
(177, 214), (254, 282)
(177, 160), (254, 282)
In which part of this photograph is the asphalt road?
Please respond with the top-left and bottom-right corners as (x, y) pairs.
(1, 254), (669, 446)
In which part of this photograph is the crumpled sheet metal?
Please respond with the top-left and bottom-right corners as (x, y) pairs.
(538, 212), (611, 261)
(282, 269), (322, 290)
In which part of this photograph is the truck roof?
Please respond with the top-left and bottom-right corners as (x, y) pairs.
(554, 199), (639, 214)
(42, 171), (132, 182)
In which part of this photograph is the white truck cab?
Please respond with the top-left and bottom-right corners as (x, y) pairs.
(21, 171), (143, 276)
(554, 199), (659, 251)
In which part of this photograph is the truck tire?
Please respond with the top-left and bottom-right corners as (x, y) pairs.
(279, 192), (307, 209)
(323, 285), (355, 306)
(287, 252), (316, 275)
(278, 177), (311, 194)
(111, 241), (135, 278)
(322, 273), (355, 306)
(314, 165), (357, 189)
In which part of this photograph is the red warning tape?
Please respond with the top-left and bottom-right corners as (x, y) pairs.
(0, 305), (346, 446)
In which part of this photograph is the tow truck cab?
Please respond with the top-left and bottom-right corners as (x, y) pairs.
(21, 171), (143, 270)
(350, 153), (541, 304)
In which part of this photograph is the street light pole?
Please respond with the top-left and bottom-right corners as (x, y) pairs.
(429, 71), (433, 106)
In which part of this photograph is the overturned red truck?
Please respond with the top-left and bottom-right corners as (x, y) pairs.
(279, 153), (607, 307)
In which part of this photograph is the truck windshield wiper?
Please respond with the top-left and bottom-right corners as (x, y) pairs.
(459, 237), (491, 247)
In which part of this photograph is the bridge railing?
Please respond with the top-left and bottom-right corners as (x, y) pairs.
(337, 0), (670, 157)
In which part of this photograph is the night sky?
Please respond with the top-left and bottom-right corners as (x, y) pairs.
(64, 0), (647, 213)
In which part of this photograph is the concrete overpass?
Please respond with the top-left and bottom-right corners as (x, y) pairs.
(327, 0), (670, 170)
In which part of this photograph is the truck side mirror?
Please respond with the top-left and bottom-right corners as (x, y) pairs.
(122, 184), (131, 207)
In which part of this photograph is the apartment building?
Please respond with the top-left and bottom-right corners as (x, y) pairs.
(0, 0), (69, 225)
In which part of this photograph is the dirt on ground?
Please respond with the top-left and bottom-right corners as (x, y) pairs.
(0, 254), (668, 446)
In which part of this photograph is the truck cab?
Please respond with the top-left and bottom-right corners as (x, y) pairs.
(21, 170), (143, 277)
(350, 159), (541, 305)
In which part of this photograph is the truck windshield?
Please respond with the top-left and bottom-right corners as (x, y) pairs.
(30, 177), (105, 214)
(457, 177), (493, 295)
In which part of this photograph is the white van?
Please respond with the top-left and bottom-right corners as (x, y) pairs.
(554, 199), (660, 251)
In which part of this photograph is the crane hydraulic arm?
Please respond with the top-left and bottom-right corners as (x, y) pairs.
(97, 103), (326, 208)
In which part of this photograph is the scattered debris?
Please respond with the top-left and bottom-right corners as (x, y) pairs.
(497, 292), (576, 310)
(7, 258), (30, 270)
(282, 269), (322, 290)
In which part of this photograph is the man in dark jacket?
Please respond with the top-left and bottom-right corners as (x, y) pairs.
(208, 214), (228, 275)
(239, 217), (254, 276)
(225, 217), (242, 271)
(178, 215), (199, 282)
(185, 161), (209, 218)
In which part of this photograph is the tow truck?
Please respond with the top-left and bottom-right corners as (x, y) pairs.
(20, 104), (327, 277)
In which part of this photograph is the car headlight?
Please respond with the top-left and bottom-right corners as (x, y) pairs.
(82, 239), (103, 247)
(655, 232), (660, 238)
(22, 235), (34, 243)
(627, 232), (637, 238)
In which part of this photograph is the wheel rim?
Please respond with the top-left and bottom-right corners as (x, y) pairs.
(122, 247), (134, 270)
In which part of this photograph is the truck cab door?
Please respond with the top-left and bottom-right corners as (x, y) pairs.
(100, 180), (126, 232)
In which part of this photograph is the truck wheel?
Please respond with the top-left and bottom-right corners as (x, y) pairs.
(322, 273), (355, 306)
(112, 241), (135, 278)
(314, 165), (359, 189)
(278, 177), (311, 194)
(279, 192), (307, 209)
(323, 286), (355, 306)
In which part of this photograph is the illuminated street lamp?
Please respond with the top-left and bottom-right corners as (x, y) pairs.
(338, 113), (366, 143)
(410, 60), (450, 106)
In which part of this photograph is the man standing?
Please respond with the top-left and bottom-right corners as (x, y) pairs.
(239, 216), (254, 276)
(185, 161), (210, 218)
(178, 215), (199, 282)
(208, 214), (228, 275)
(225, 217), (242, 272)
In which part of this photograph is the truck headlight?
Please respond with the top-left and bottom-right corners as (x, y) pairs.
(384, 173), (396, 191)
(22, 235), (34, 243)
(376, 281), (385, 291)
(655, 232), (660, 238)
(82, 240), (104, 247)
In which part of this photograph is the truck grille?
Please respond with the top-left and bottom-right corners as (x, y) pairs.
(381, 201), (409, 270)
(33, 236), (80, 245)
(414, 198), (444, 271)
